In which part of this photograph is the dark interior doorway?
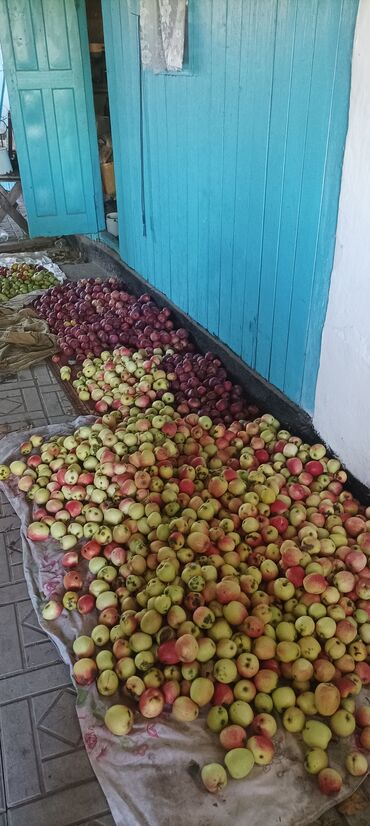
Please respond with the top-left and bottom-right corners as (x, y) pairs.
(86, 0), (118, 242)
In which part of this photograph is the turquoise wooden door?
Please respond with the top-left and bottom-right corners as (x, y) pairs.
(0, 0), (104, 237)
(103, 0), (358, 414)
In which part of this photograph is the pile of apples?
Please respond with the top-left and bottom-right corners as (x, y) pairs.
(64, 347), (173, 415)
(60, 346), (258, 426)
(1, 402), (370, 797)
(33, 278), (193, 363)
(0, 262), (59, 301)
(161, 350), (257, 425)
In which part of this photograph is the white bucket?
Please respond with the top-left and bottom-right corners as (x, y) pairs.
(0, 147), (12, 174)
(106, 212), (119, 237)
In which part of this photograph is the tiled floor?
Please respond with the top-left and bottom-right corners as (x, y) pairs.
(0, 360), (115, 825)
(0, 256), (369, 826)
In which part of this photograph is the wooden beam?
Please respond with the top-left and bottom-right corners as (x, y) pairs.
(0, 185), (28, 233)
(0, 181), (21, 223)
(0, 235), (57, 253)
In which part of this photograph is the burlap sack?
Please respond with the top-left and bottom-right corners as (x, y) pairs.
(0, 306), (57, 374)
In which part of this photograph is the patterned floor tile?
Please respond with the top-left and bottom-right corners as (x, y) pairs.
(0, 260), (115, 824)
(0, 747), (6, 814)
(6, 780), (109, 826)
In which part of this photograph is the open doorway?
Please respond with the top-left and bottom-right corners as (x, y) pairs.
(86, 0), (118, 244)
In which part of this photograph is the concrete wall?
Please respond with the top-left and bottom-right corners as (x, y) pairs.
(314, 0), (370, 486)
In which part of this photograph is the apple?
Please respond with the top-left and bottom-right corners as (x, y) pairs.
(96, 650), (115, 671)
(330, 709), (356, 737)
(41, 600), (62, 621)
(125, 676), (146, 700)
(190, 677), (214, 707)
(219, 725), (247, 750)
(91, 624), (110, 646)
(318, 768), (342, 795)
(254, 693), (273, 713)
(0, 464), (10, 480)
(315, 617), (336, 639)
(201, 763), (228, 793)
(302, 720), (332, 749)
(63, 591), (78, 611)
(224, 747), (255, 779)
(345, 751), (368, 776)
(229, 700), (254, 727)
(356, 706), (370, 728)
(97, 669), (119, 696)
(27, 521), (50, 541)
(236, 652), (259, 678)
(246, 735), (274, 765)
(171, 696), (199, 721)
(282, 706), (305, 733)
(73, 658), (97, 685)
(314, 683), (340, 717)
(207, 705), (229, 733)
(304, 748), (328, 775)
(250, 713), (277, 738)
(73, 635), (95, 658)
(272, 686), (296, 712)
(9, 460), (27, 476)
(175, 634), (199, 663)
(298, 636), (322, 661)
(115, 658), (136, 680)
(104, 704), (134, 735)
(291, 658), (314, 682)
(77, 594), (95, 614)
(359, 727), (370, 750)
(213, 658), (238, 684)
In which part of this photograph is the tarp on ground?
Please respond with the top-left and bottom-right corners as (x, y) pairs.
(0, 418), (368, 826)
(0, 252), (65, 309)
(0, 305), (56, 374)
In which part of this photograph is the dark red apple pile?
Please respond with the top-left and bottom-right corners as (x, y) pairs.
(162, 351), (257, 425)
(33, 278), (194, 364)
(0, 272), (367, 799)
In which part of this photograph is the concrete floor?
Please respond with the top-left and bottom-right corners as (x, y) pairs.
(0, 255), (369, 826)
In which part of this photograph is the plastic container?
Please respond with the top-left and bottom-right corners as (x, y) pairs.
(106, 212), (119, 237)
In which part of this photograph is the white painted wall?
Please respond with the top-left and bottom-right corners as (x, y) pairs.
(314, 0), (370, 486)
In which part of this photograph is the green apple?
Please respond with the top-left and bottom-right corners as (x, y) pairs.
(207, 705), (229, 733)
(282, 706), (306, 733)
(201, 763), (228, 793)
(229, 701), (254, 727)
(272, 686), (296, 712)
(345, 751), (368, 777)
(302, 720), (332, 749)
(304, 748), (328, 775)
(224, 747), (255, 779)
(330, 709), (356, 738)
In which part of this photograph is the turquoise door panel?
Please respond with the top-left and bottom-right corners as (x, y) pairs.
(0, 0), (104, 237)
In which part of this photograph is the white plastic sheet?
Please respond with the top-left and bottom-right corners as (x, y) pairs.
(0, 252), (65, 309)
(0, 418), (368, 826)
